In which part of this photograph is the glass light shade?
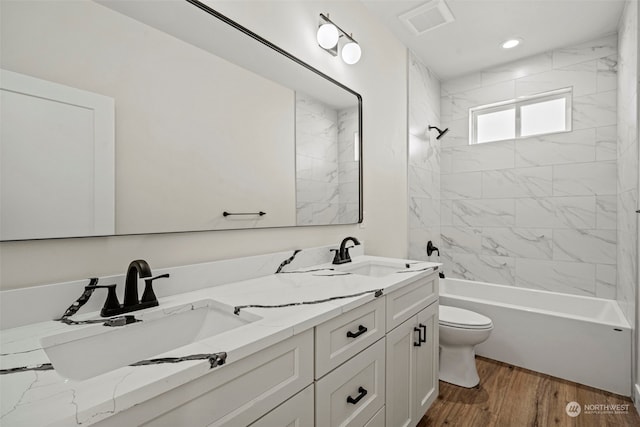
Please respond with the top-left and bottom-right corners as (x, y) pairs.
(341, 41), (361, 64)
(317, 23), (339, 49)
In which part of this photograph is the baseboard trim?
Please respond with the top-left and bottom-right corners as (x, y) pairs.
(634, 383), (640, 415)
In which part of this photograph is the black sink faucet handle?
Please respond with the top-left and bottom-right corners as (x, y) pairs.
(141, 273), (170, 304)
(329, 249), (341, 264)
(90, 284), (121, 316)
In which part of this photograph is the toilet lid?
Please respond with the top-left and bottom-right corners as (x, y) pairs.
(439, 305), (492, 329)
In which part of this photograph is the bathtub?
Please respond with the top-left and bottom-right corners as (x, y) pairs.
(439, 278), (631, 396)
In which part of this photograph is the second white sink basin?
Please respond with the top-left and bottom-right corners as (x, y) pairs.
(335, 260), (409, 277)
(41, 299), (260, 381)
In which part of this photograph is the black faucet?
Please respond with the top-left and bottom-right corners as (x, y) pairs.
(331, 237), (361, 265)
(99, 260), (169, 317)
(124, 260), (152, 307)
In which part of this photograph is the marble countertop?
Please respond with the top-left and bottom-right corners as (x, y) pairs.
(0, 255), (439, 426)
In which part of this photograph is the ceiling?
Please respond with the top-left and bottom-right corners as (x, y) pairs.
(361, 0), (626, 81)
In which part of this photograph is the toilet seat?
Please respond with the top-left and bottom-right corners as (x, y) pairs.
(439, 305), (492, 329)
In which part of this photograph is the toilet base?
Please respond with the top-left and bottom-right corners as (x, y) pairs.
(439, 345), (480, 388)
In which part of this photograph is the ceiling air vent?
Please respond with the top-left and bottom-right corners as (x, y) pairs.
(399, 0), (455, 35)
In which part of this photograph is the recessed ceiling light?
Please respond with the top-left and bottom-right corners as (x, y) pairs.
(502, 39), (522, 49)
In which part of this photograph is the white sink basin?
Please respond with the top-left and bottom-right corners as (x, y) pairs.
(41, 299), (260, 381)
(335, 260), (409, 277)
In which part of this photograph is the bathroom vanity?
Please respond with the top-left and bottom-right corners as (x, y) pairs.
(0, 246), (439, 426)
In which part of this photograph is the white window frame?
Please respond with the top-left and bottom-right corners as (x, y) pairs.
(469, 87), (572, 145)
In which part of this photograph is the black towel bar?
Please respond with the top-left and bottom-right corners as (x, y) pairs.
(223, 211), (266, 217)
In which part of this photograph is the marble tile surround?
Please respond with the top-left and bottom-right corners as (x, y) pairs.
(616, 0), (638, 328)
(439, 35), (620, 299)
(295, 93), (359, 225)
(408, 52), (442, 262)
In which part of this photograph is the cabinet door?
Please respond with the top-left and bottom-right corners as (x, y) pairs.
(385, 315), (419, 427)
(414, 303), (439, 422)
(250, 384), (314, 427)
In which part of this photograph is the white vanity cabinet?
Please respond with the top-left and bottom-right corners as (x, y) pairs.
(92, 270), (439, 427)
(385, 298), (438, 427)
(95, 330), (314, 427)
(313, 271), (439, 427)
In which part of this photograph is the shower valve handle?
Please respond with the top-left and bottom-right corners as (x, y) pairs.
(427, 241), (440, 257)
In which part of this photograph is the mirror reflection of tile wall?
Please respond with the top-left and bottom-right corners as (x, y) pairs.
(295, 92), (359, 225)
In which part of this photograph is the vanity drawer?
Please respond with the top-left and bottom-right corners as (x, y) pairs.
(316, 338), (385, 427)
(315, 297), (385, 378)
(106, 330), (314, 427)
(386, 273), (438, 332)
(364, 406), (385, 427)
(250, 384), (314, 427)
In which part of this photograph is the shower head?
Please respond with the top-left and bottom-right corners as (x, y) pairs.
(428, 125), (449, 140)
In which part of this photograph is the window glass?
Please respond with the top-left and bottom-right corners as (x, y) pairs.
(476, 108), (515, 143)
(521, 98), (566, 137)
(469, 88), (571, 144)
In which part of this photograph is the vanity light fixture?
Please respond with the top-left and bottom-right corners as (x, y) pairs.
(317, 20), (339, 49)
(317, 13), (362, 65)
(501, 38), (522, 49)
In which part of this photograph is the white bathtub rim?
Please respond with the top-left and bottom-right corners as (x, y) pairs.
(440, 277), (630, 330)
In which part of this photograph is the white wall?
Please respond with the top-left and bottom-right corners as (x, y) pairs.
(439, 35), (619, 298)
(0, 0), (408, 289)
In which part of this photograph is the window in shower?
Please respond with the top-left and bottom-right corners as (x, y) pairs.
(470, 87), (572, 144)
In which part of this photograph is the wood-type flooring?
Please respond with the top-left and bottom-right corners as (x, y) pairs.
(418, 356), (640, 427)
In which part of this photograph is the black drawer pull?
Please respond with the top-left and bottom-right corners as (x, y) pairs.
(346, 386), (368, 405)
(414, 326), (422, 346)
(346, 324), (368, 339)
(419, 323), (427, 343)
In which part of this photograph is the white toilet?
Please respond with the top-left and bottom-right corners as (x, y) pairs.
(439, 305), (493, 388)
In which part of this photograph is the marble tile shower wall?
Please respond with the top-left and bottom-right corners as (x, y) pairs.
(296, 93), (359, 225)
(616, 0), (638, 324)
(408, 52), (442, 260)
(296, 92), (339, 224)
(440, 34), (619, 298)
(337, 106), (360, 223)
